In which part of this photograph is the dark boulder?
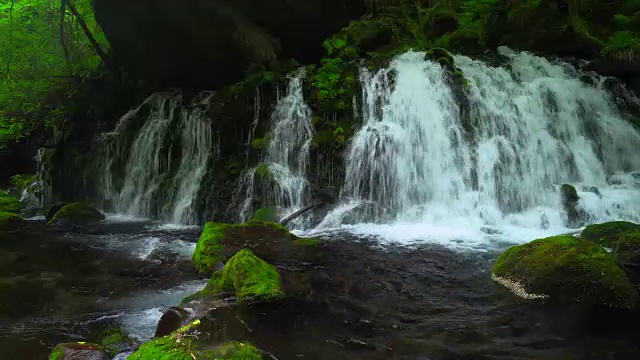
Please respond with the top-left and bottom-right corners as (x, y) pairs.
(154, 306), (192, 338)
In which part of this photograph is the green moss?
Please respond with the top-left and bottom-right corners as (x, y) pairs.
(293, 238), (321, 247)
(219, 342), (263, 360)
(127, 320), (214, 360)
(255, 164), (271, 180)
(0, 193), (22, 214)
(99, 326), (134, 356)
(48, 347), (63, 360)
(581, 221), (640, 247)
(10, 174), (35, 190)
(0, 212), (27, 231)
(251, 136), (269, 150)
(252, 207), (279, 222)
(193, 222), (230, 275)
(48, 202), (105, 225)
(204, 249), (284, 303)
(239, 219), (288, 232)
(493, 235), (638, 308)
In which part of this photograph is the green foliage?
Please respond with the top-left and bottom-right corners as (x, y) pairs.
(0, 0), (109, 146)
(602, 30), (640, 62)
(0, 192), (22, 213)
(255, 163), (271, 180)
(251, 135), (269, 150)
(10, 173), (34, 189)
(205, 249), (284, 303)
(615, 14), (632, 29)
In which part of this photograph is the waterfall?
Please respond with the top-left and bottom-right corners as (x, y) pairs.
(101, 93), (215, 224)
(316, 48), (640, 247)
(235, 69), (313, 222)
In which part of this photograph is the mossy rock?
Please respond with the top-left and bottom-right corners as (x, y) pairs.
(48, 342), (108, 360)
(197, 249), (284, 303)
(98, 326), (137, 356)
(48, 202), (105, 226)
(192, 220), (323, 276)
(581, 221), (640, 247)
(0, 212), (27, 232)
(0, 193), (22, 214)
(492, 235), (639, 309)
(128, 319), (264, 359)
(582, 222), (640, 286)
(252, 207), (279, 222)
(45, 202), (69, 222)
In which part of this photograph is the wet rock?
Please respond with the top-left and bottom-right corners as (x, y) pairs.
(134, 329), (263, 360)
(581, 186), (602, 199)
(0, 212), (27, 232)
(252, 207), (279, 222)
(188, 249), (284, 304)
(46, 202), (69, 222)
(581, 221), (640, 286)
(48, 342), (108, 360)
(48, 202), (105, 226)
(154, 306), (192, 338)
(98, 326), (138, 356)
(492, 235), (638, 309)
(192, 220), (325, 276)
(560, 184), (584, 227)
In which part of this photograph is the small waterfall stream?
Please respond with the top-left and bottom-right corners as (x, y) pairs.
(100, 93), (216, 224)
(314, 48), (640, 248)
(235, 69), (314, 223)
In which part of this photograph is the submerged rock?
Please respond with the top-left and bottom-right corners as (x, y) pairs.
(492, 235), (638, 309)
(48, 202), (105, 226)
(189, 249), (284, 304)
(0, 212), (27, 232)
(48, 342), (108, 360)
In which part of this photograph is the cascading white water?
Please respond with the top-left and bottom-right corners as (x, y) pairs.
(101, 93), (215, 224)
(236, 69), (313, 222)
(315, 48), (640, 248)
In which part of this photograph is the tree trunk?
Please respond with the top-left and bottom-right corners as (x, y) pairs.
(63, 0), (112, 67)
(279, 203), (319, 226)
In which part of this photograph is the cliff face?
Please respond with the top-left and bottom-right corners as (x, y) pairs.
(91, 0), (366, 89)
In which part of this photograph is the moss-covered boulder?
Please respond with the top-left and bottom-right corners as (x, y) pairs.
(251, 207), (279, 222)
(581, 221), (640, 286)
(48, 342), (108, 360)
(128, 319), (262, 359)
(0, 212), (27, 232)
(192, 220), (322, 276)
(45, 202), (70, 222)
(492, 235), (639, 309)
(581, 221), (640, 247)
(193, 249), (284, 303)
(98, 326), (137, 356)
(48, 202), (105, 226)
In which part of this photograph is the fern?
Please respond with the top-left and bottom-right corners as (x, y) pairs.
(602, 30), (640, 62)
